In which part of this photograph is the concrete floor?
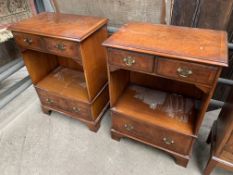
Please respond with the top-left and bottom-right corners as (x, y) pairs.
(0, 67), (28, 94)
(0, 86), (232, 175)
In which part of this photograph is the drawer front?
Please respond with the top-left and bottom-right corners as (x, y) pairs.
(156, 58), (218, 85)
(112, 112), (192, 155)
(44, 37), (81, 59)
(108, 48), (154, 72)
(36, 88), (91, 120)
(65, 100), (91, 119)
(13, 32), (42, 50)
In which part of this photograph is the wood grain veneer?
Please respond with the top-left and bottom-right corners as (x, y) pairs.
(10, 12), (109, 132)
(104, 22), (228, 167)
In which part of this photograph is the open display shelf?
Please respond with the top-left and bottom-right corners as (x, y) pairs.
(112, 84), (196, 136)
(36, 66), (89, 103)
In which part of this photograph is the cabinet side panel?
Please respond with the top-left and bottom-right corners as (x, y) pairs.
(80, 26), (108, 100)
(108, 69), (130, 106)
(194, 68), (222, 135)
(22, 50), (58, 84)
(91, 85), (109, 119)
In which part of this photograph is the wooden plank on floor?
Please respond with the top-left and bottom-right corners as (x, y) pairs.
(195, 0), (233, 30)
(171, 0), (199, 27)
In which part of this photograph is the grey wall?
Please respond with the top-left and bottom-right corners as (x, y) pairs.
(43, 0), (54, 12)
(42, 0), (171, 27)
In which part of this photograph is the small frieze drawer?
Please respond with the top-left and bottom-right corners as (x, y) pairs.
(156, 57), (219, 85)
(13, 32), (42, 50)
(44, 37), (81, 59)
(107, 48), (154, 73)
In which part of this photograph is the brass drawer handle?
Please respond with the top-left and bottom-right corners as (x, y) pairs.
(124, 124), (134, 131)
(177, 67), (192, 78)
(46, 98), (53, 104)
(23, 37), (32, 45)
(72, 107), (81, 113)
(163, 137), (174, 145)
(123, 56), (135, 66)
(55, 43), (65, 51)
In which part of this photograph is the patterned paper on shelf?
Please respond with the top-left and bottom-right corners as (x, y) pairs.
(130, 85), (195, 123)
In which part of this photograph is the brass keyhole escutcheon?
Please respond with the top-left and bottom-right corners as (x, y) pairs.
(163, 137), (174, 145)
(23, 37), (32, 45)
(124, 124), (134, 131)
(72, 107), (81, 113)
(46, 98), (53, 104)
(123, 56), (136, 66)
(55, 43), (65, 51)
(177, 67), (192, 78)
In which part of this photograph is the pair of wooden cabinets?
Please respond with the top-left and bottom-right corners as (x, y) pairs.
(9, 12), (228, 169)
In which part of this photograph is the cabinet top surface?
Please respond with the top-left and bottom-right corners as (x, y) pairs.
(103, 22), (228, 66)
(9, 12), (108, 42)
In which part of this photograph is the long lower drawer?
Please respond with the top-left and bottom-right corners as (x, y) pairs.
(36, 87), (92, 120)
(111, 112), (194, 155)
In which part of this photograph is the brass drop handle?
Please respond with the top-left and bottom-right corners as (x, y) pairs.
(177, 67), (192, 78)
(23, 37), (32, 45)
(124, 124), (134, 131)
(123, 56), (135, 66)
(72, 107), (81, 113)
(163, 137), (174, 145)
(46, 98), (53, 104)
(55, 43), (65, 51)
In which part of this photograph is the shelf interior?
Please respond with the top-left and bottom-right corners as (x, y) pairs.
(112, 84), (196, 136)
(36, 66), (89, 103)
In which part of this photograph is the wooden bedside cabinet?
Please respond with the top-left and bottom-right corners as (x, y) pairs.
(103, 23), (228, 167)
(9, 12), (109, 132)
(204, 89), (233, 175)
